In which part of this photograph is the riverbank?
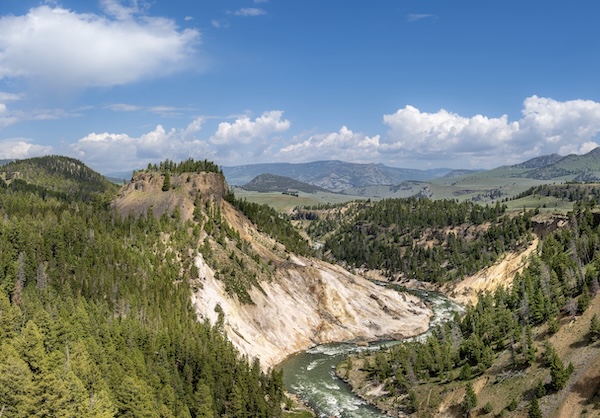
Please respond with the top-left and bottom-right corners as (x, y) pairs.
(192, 253), (433, 370)
(336, 357), (407, 418)
(278, 291), (463, 418)
(333, 290), (600, 418)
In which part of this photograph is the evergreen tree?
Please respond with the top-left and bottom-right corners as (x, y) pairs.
(590, 314), (600, 342)
(578, 282), (591, 313)
(192, 383), (215, 418)
(535, 379), (547, 398)
(528, 396), (542, 418)
(162, 171), (171, 191)
(462, 382), (477, 417)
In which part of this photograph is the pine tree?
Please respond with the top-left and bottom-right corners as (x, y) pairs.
(528, 396), (542, 418)
(590, 314), (600, 342)
(578, 282), (591, 313)
(162, 171), (171, 192)
(192, 383), (215, 418)
(535, 379), (547, 398)
(462, 382), (477, 417)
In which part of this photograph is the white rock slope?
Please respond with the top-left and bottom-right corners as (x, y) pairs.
(192, 253), (432, 369)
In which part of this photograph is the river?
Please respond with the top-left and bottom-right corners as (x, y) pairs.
(279, 289), (464, 418)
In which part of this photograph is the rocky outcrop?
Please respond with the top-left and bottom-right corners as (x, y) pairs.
(191, 253), (432, 369)
(113, 171), (228, 221)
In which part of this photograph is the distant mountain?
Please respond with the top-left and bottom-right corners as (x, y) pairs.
(0, 159), (13, 167)
(441, 169), (483, 179)
(512, 153), (564, 170)
(242, 173), (331, 193)
(223, 160), (452, 191)
(104, 170), (134, 182)
(522, 147), (600, 180)
(470, 148), (600, 182)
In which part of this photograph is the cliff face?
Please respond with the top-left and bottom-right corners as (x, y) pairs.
(115, 170), (432, 369)
(192, 253), (431, 369)
(113, 171), (228, 221)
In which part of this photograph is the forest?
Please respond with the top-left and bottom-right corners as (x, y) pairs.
(307, 198), (534, 282)
(0, 158), (286, 417)
(338, 201), (600, 416)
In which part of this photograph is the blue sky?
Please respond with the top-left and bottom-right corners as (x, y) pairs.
(1, 0), (600, 173)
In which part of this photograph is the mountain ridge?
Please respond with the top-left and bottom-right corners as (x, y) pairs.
(223, 160), (452, 191)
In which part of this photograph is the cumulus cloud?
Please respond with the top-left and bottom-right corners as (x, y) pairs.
(0, 139), (52, 159)
(378, 96), (600, 167)
(53, 96), (600, 171)
(210, 111), (290, 145)
(233, 8), (266, 17)
(272, 96), (600, 169)
(277, 126), (380, 163)
(519, 96), (600, 145)
(382, 106), (520, 154)
(0, 4), (200, 89)
(71, 117), (212, 171)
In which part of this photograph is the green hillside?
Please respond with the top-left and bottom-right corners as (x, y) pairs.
(0, 157), (287, 417)
(242, 173), (331, 193)
(0, 155), (117, 201)
(307, 198), (533, 283)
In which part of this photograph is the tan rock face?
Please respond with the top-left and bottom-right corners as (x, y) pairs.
(441, 238), (539, 306)
(113, 171), (228, 221)
(192, 253), (432, 370)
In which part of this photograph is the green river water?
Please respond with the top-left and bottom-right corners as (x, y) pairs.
(279, 289), (464, 418)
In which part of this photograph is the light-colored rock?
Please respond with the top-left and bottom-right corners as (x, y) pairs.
(192, 253), (432, 370)
(440, 238), (539, 306)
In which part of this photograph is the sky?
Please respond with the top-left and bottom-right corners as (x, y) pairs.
(1, 0), (600, 174)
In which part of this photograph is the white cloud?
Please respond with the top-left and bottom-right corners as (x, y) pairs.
(210, 111), (290, 145)
(0, 99), (80, 130)
(377, 96), (600, 167)
(57, 96), (600, 171)
(0, 139), (52, 159)
(271, 96), (600, 169)
(71, 117), (212, 171)
(382, 106), (519, 154)
(0, 92), (21, 102)
(0, 5), (200, 89)
(277, 126), (380, 163)
(520, 96), (600, 146)
(106, 103), (142, 112)
(233, 8), (266, 17)
(100, 0), (148, 20)
(106, 103), (184, 117)
(407, 14), (436, 22)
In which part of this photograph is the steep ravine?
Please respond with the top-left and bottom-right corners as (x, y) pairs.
(115, 170), (433, 371)
(191, 253), (432, 370)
